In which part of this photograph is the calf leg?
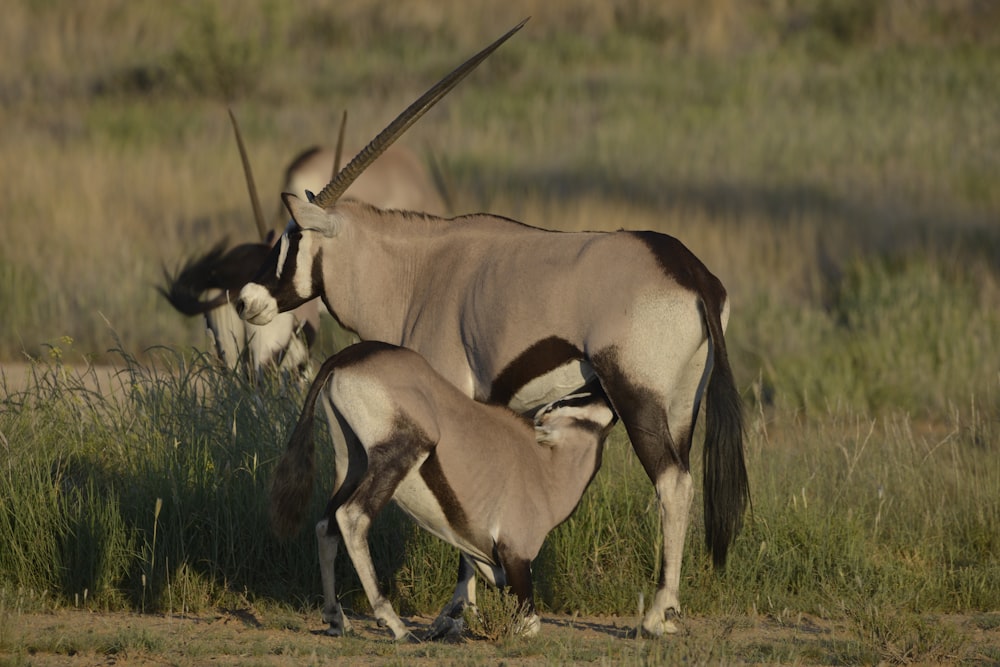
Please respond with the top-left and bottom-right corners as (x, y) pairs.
(336, 434), (433, 641)
(316, 518), (352, 636)
(424, 554), (477, 640)
(315, 411), (368, 636)
(336, 502), (412, 640)
(496, 545), (541, 636)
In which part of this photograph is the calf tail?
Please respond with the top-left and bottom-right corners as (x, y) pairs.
(701, 299), (750, 569)
(269, 356), (338, 538)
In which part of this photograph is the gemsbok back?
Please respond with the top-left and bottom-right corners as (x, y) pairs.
(272, 340), (616, 640)
(239, 17), (749, 639)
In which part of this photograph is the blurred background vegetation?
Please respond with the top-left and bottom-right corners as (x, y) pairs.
(2, 0), (998, 413)
(1, 2), (998, 659)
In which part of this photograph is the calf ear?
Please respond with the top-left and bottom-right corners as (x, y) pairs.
(534, 424), (556, 447)
(283, 193), (340, 237)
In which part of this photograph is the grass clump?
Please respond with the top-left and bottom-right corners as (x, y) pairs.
(464, 585), (534, 642)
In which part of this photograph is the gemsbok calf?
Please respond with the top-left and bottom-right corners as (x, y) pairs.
(271, 340), (616, 640)
(238, 17), (748, 639)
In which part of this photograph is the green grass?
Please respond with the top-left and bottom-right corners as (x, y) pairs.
(2, 350), (996, 625)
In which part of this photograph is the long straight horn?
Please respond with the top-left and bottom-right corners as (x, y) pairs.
(333, 109), (348, 178)
(312, 17), (528, 209)
(228, 108), (269, 243)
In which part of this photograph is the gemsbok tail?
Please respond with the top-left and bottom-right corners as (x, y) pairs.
(269, 355), (339, 538)
(158, 242), (231, 316)
(701, 298), (750, 569)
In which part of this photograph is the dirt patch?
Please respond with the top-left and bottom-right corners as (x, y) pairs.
(1, 362), (128, 397)
(3, 609), (997, 665)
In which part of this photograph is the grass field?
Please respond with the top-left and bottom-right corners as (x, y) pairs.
(2, 1), (999, 664)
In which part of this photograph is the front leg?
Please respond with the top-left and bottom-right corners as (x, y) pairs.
(496, 544), (541, 636)
(424, 554), (477, 640)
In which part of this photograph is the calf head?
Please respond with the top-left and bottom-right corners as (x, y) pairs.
(534, 388), (617, 447)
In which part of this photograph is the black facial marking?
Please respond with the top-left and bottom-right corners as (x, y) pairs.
(250, 229), (318, 313)
(160, 241), (271, 315)
(488, 337), (584, 406)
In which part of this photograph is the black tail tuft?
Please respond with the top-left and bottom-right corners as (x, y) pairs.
(701, 305), (750, 569)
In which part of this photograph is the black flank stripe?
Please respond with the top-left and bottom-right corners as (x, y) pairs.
(419, 452), (469, 537)
(488, 337), (584, 406)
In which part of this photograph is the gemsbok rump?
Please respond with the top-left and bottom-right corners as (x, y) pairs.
(271, 340), (616, 640)
(239, 17), (749, 639)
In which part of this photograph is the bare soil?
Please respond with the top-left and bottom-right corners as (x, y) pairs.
(3, 608), (998, 666)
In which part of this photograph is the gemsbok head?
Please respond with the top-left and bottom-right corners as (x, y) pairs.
(271, 340), (616, 640)
(239, 15), (748, 640)
(159, 238), (315, 380)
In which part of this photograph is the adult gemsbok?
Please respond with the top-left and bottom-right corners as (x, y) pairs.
(239, 16), (748, 639)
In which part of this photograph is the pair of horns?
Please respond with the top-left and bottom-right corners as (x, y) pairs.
(229, 107), (350, 242)
(230, 17), (528, 241)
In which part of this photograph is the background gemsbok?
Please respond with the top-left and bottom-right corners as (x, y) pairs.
(276, 138), (447, 226)
(239, 17), (748, 639)
(271, 340), (617, 640)
(161, 110), (448, 378)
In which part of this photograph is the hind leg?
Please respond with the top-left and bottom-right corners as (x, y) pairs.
(336, 502), (413, 640)
(316, 518), (352, 636)
(336, 435), (434, 641)
(594, 349), (704, 636)
(316, 409), (369, 636)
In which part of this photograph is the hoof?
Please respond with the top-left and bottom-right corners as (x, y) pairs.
(321, 605), (353, 637)
(422, 614), (465, 642)
(324, 622), (352, 637)
(637, 610), (681, 637)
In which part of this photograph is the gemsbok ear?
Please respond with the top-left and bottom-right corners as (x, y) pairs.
(283, 193), (340, 237)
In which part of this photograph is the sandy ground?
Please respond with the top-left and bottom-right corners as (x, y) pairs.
(3, 608), (998, 666)
(1, 361), (128, 398)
